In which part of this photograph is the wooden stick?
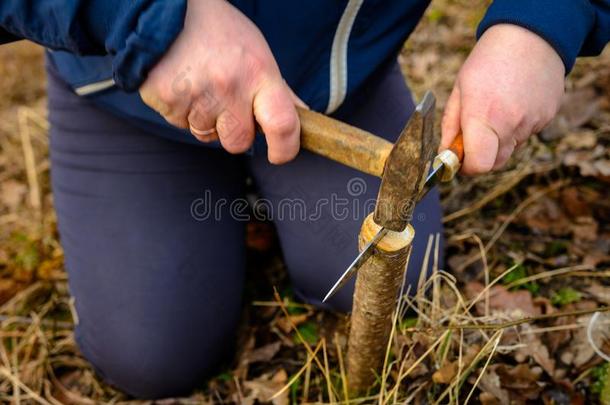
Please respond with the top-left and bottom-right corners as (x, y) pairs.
(347, 213), (414, 394)
(18, 108), (41, 213)
(298, 107), (392, 178)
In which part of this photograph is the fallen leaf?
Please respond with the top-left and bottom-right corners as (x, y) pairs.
(587, 284), (610, 305)
(479, 392), (502, 405)
(570, 216), (599, 242)
(519, 196), (571, 236)
(276, 313), (310, 334)
(243, 341), (282, 364)
(514, 324), (556, 376)
(0, 278), (19, 305)
(561, 187), (592, 217)
(564, 315), (597, 368)
(243, 369), (288, 405)
(478, 366), (510, 405)
(496, 364), (543, 400)
(0, 179), (27, 210)
(466, 282), (540, 318)
(432, 344), (480, 384)
(546, 315), (574, 353)
(556, 130), (597, 154)
(563, 145), (610, 180)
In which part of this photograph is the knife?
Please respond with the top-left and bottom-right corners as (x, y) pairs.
(322, 132), (464, 302)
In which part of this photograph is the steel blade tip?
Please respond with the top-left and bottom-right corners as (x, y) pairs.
(321, 227), (387, 302)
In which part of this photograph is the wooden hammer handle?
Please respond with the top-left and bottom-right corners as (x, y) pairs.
(297, 107), (392, 178)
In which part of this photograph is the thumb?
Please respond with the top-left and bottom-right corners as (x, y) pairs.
(253, 80), (301, 164)
(460, 117), (499, 175)
(440, 85), (461, 151)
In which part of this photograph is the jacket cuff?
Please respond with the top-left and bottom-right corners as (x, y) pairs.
(477, 0), (596, 73)
(87, 0), (187, 92)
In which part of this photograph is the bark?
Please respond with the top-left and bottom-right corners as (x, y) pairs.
(347, 213), (414, 394)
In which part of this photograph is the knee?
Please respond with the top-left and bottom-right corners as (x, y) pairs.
(75, 322), (236, 399)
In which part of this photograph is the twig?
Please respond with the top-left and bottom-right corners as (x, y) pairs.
(447, 306), (610, 331)
(505, 264), (595, 289)
(18, 107), (41, 213)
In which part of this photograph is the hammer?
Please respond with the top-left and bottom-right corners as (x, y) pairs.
(294, 91), (464, 300)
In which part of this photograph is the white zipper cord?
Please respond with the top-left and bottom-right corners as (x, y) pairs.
(325, 0), (364, 114)
(75, 78), (116, 96)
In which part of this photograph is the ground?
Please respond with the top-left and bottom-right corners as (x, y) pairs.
(0, 1), (609, 404)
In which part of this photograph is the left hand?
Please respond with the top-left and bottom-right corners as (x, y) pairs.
(441, 24), (565, 174)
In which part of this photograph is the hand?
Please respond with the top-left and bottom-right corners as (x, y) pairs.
(441, 24), (565, 174)
(140, 0), (305, 164)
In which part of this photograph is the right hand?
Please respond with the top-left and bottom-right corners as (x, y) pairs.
(139, 0), (305, 164)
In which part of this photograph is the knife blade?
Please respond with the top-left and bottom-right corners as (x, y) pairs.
(322, 227), (388, 303)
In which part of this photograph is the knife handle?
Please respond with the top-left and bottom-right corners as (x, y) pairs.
(448, 131), (464, 163)
(433, 131), (464, 182)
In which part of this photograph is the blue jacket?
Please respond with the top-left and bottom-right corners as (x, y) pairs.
(1, 0), (609, 144)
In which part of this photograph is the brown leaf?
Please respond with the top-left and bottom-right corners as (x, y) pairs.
(243, 341), (282, 364)
(560, 187), (592, 217)
(0, 179), (27, 210)
(479, 392), (501, 405)
(593, 160), (610, 182)
(546, 315), (574, 353)
(478, 366), (510, 405)
(466, 282), (540, 317)
(563, 145), (610, 180)
(0, 278), (19, 305)
(570, 216), (599, 242)
(514, 324), (555, 376)
(275, 313), (309, 334)
(496, 364), (543, 400)
(519, 196), (571, 236)
(562, 315), (596, 369)
(556, 130), (597, 154)
(587, 284), (610, 305)
(243, 369), (288, 405)
(432, 344), (480, 384)
(234, 334), (256, 379)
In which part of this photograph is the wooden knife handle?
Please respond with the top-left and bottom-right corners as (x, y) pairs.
(297, 107), (392, 178)
(448, 131), (464, 163)
(433, 131), (464, 182)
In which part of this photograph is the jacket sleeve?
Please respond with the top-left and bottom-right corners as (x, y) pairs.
(0, 1), (187, 91)
(477, 0), (610, 73)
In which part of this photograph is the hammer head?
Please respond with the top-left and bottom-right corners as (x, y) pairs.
(373, 91), (438, 231)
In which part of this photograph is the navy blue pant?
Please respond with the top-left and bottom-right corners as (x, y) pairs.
(48, 64), (442, 398)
